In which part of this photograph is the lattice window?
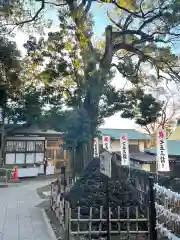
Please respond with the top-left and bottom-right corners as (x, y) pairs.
(35, 141), (44, 151)
(27, 141), (35, 151)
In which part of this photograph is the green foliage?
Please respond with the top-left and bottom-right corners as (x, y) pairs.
(120, 90), (162, 126)
(0, 36), (21, 122)
(5, 84), (64, 125)
(0, 37), (21, 89)
(5, 87), (42, 124)
(17, 5), (162, 170)
(99, 84), (162, 126)
(61, 109), (91, 149)
(7, 0), (175, 170)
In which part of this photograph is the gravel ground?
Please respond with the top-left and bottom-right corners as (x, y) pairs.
(36, 183), (52, 199)
(36, 180), (64, 240)
(45, 208), (64, 240)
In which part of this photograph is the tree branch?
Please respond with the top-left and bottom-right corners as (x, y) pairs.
(113, 1), (142, 18)
(15, 0), (45, 26)
(44, 1), (67, 6)
(113, 42), (147, 58)
(139, 11), (164, 30)
(112, 29), (154, 41)
(107, 11), (123, 30)
(100, 25), (113, 69)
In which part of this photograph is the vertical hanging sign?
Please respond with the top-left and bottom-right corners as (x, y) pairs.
(156, 127), (170, 172)
(94, 138), (99, 157)
(120, 134), (130, 166)
(102, 136), (111, 152)
(100, 152), (111, 178)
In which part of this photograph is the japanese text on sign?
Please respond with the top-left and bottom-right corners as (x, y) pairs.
(159, 140), (165, 168)
(120, 134), (130, 166)
(156, 128), (170, 172)
(94, 138), (99, 157)
(102, 136), (111, 152)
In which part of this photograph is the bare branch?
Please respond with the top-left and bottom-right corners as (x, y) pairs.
(15, 0), (45, 26)
(85, 0), (92, 13)
(112, 29), (154, 40)
(0, 0), (46, 32)
(44, 1), (67, 6)
(113, 1), (142, 18)
(139, 11), (164, 30)
(113, 41), (147, 58)
(107, 11), (123, 30)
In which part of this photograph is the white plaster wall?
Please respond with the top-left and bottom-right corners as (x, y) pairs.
(139, 141), (145, 152)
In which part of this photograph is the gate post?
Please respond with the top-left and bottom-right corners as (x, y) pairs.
(105, 176), (111, 240)
(0, 168), (8, 187)
(149, 176), (157, 240)
(64, 201), (70, 240)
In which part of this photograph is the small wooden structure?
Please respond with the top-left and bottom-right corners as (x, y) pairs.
(3, 124), (67, 175)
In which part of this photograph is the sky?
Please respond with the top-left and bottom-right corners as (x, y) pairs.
(91, 3), (137, 128)
(13, 2), (139, 130)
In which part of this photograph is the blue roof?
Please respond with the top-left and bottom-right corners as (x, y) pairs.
(99, 128), (151, 140)
(146, 140), (180, 156)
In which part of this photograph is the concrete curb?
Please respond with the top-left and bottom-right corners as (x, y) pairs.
(41, 208), (57, 240)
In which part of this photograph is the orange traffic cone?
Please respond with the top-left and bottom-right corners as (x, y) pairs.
(13, 167), (19, 180)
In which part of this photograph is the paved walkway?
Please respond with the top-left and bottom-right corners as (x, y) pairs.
(0, 179), (55, 240)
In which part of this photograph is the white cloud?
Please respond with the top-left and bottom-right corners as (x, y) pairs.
(101, 112), (137, 129)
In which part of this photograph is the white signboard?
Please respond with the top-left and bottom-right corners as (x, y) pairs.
(156, 127), (170, 172)
(100, 152), (111, 178)
(102, 136), (111, 152)
(93, 138), (99, 157)
(120, 134), (130, 166)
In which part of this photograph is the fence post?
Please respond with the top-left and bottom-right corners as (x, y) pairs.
(61, 165), (67, 222)
(64, 201), (70, 240)
(0, 168), (7, 186)
(149, 176), (157, 240)
(105, 176), (111, 240)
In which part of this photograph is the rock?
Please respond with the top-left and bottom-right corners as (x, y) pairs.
(65, 158), (148, 230)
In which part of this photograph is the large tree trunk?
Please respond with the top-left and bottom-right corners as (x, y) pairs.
(74, 142), (85, 176)
(65, 1), (114, 168)
(74, 139), (93, 175)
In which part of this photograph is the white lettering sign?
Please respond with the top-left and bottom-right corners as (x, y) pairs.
(156, 128), (170, 172)
(102, 136), (111, 152)
(93, 138), (99, 157)
(120, 134), (130, 166)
